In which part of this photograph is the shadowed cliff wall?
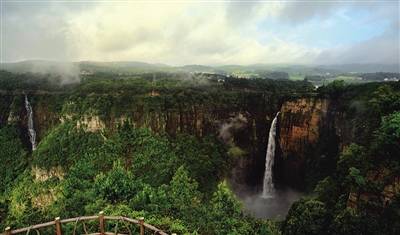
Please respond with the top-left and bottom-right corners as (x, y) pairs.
(0, 91), (283, 188)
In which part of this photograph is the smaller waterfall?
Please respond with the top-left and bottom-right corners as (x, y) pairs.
(25, 95), (37, 151)
(261, 112), (280, 198)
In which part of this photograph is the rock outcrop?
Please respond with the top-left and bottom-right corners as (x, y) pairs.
(279, 98), (329, 158)
(32, 166), (64, 182)
(276, 97), (341, 190)
(77, 115), (106, 132)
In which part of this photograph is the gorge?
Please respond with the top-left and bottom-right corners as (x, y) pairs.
(0, 72), (399, 234)
(0, 87), (390, 192)
(2, 1), (400, 233)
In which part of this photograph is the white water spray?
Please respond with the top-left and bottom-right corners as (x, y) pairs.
(25, 95), (37, 151)
(261, 112), (280, 198)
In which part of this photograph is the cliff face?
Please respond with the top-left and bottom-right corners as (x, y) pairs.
(276, 97), (340, 190)
(0, 94), (63, 148)
(2, 92), (368, 192)
(0, 92), (281, 188)
(279, 98), (329, 158)
(275, 95), (389, 192)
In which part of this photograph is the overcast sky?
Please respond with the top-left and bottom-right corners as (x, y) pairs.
(1, 0), (399, 65)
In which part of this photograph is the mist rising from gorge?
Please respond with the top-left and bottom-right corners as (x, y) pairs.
(0, 60), (81, 85)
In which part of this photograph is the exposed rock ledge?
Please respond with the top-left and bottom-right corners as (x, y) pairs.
(76, 115), (106, 132)
(32, 166), (64, 182)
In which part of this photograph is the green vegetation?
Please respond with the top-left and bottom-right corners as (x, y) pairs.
(0, 121), (276, 234)
(0, 69), (399, 234)
(0, 127), (27, 195)
(288, 74), (304, 81)
(283, 82), (400, 235)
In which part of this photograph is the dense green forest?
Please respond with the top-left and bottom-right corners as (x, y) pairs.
(1, 123), (273, 234)
(0, 71), (399, 234)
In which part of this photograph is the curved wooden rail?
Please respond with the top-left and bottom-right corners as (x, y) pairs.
(2, 212), (173, 235)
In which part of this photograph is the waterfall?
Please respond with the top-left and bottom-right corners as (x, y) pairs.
(261, 112), (280, 198)
(25, 95), (37, 151)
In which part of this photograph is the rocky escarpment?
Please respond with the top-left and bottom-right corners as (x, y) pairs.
(279, 98), (329, 157)
(0, 94), (64, 148)
(0, 92), (283, 188)
(276, 97), (340, 190)
(0, 92), (349, 192)
(275, 94), (396, 194)
(3, 92), (373, 193)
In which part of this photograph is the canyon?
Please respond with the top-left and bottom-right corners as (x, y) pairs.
(0, 77), (399, 234)
(0, 91), (356, 192)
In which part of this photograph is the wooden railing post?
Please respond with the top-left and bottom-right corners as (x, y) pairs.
(1, 215), (168, 235)
(4, 227), (11, 235)
(99, 211), (105, 235)
(55, 217), (62, 235)
(139, 217), (145, 235)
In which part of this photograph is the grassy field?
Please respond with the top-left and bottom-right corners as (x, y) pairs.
(334, 75), (359, 80)
(289, 74), (305, 80)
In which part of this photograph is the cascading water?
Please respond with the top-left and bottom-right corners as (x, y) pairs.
(261, 112), (280, 198)
(25, 94), (37, 151)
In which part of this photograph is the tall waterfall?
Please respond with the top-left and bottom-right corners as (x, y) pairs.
(25, 95), (37, 151)
(261, 112), (280, 198)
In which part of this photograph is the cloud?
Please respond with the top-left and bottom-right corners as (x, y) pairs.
(277, 1), (341, 24)
(63, 2), (319, 65)
(3, 3), (69, 61)
(225, 1), (263, 26)
(316, 22), (400, 64)
(1, 1), (398, 65)
(2, 2), (95, 62)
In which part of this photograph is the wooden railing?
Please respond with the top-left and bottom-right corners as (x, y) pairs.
(2, 211), (174, 235)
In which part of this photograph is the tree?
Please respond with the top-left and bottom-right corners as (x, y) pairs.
(374, 112), (400, 161)
(95, 161), (139, 203)
(369, 85), (400, 116)
(164, 166), (207, 232)
(330, 208), (363, 235)
(208, 182), (252, 234)
(319, 80), (346, 99)
(169, 166), (202, 218)
(283, 199), (328, 235)
(346, 167), (366, 191)
(314, 176), (340, 207)
(336, 144), (367, 177)
(0, 126), (27, 195)
(58, 157), (99, 217)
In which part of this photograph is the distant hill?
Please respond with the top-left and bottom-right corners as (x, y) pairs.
(1, 60), (398, 77)
(78, 61), (172, 73)
(316, 64), (400, 73)
(0, 60), (79, 74)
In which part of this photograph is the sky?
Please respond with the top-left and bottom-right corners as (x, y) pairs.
(1, 0), (399, 65)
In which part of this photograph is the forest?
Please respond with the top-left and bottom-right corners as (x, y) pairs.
(0, 71), (399, 234)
